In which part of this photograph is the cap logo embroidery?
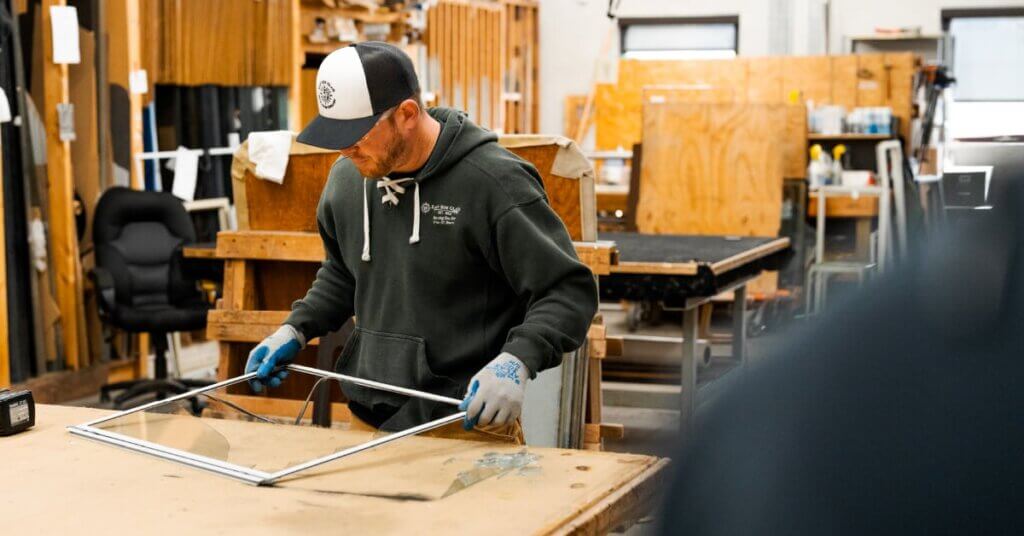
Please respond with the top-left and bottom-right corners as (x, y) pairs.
(318, 80), (336, 109)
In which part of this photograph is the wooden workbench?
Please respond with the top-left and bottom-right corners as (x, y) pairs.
(2, 405), (667, 534)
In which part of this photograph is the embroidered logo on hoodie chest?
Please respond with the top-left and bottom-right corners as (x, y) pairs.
(421, 202), (462, 226)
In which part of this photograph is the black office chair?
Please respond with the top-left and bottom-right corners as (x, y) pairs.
(92, 187), (213, 408)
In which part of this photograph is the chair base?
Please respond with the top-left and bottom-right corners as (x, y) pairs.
(101, 378), (213, 413)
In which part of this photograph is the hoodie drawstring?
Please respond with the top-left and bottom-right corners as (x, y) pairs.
(362, 180), (372, 261)
(361, 177), (421, 262)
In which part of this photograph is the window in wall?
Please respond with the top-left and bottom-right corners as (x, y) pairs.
(942, 9), (1024, 138)
(946, 12), (1024, 101)
(619, 16), (739, 60)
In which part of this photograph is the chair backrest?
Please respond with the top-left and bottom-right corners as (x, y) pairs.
(93, 187), (197, 308)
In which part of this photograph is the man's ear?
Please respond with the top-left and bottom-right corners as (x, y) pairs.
(396, 99), (421, 129)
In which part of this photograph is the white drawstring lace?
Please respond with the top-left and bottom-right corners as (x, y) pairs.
(361, 177), (421, 262)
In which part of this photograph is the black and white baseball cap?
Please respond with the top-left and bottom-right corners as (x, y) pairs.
(297, 42), (420, 150)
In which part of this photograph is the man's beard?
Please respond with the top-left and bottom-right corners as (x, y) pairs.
(356, 130), (407, 179)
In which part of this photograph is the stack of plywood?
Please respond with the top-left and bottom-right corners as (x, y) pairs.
(594, 53), (920, 166)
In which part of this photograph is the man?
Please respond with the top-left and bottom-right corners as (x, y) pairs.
(244, 42), (598, 443)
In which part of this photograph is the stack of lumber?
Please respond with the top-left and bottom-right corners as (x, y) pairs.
(425, 0), (539, 134)
(139, 0), (295, 86)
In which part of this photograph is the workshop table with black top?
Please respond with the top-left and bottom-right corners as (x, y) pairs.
(597, 232), (791, 437)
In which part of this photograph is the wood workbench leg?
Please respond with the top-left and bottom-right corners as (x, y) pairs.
(855, 217), (873, 261)
(732, 285), (747, 365)
(680, 307), (699, 437)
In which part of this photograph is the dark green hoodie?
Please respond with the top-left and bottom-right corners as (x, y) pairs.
(285, 107), (598, 430)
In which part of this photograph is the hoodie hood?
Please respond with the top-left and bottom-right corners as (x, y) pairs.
(360, 107), (498, 261)
(414, 107), (498, 183)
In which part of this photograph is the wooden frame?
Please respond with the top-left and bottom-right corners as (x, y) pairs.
(42, 0), (84, 369)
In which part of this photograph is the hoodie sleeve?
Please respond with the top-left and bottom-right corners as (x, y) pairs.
(492, 197), (599, 377)
(284, 194), (356, 343)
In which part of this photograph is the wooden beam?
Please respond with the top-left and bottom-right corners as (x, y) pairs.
(207, 310), (322, 346)
(573, 241), (617, 276)
(41, 0), (82, 369)
(106, 0), (143, 188)
(216, 231), (325, 262)
(0, 135), (8, 389)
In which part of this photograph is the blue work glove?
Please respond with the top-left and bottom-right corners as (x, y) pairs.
(459, 353), (529, 430)
(245, 325), (304, 392)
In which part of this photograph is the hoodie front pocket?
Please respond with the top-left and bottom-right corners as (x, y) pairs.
(334, 327), (461, 412)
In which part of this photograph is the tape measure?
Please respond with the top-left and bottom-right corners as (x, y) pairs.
(0, 389), (35, 436)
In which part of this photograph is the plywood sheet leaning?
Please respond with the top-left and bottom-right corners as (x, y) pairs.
(781, 55), (832, 104)
(637, 102), (784, 237)
(830, 55), (859, 110)
(745, 56), (783, 103)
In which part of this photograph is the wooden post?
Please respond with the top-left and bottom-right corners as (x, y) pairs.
(41, 0), (82, 369)
(288, 0), (302, 131)
(106, 0), (143, 189)
(0, 135), (9, 389)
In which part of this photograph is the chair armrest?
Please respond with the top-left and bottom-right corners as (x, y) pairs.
(89, 267), (117, 315)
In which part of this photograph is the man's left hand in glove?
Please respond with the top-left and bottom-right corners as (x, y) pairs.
(459, 353), (529, 430)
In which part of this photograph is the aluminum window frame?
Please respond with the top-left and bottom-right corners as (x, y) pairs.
(67, 364), (466, 486)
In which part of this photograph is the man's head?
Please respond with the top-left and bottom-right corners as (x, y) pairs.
(297, 42), (426, 177)
(336, 94), (426, 178)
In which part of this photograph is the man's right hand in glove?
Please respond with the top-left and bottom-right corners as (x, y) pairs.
(245, 325), (305, 392)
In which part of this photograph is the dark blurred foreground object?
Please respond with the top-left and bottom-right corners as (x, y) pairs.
(661, 178), (1024, 534)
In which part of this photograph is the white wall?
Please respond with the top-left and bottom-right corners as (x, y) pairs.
(829, 0), (1024, 53)
(539, 0), (1024, 138)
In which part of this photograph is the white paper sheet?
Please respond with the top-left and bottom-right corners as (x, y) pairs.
(50, 6), (81, 64)
(0, 88), (11, 123)
(172, 147), (200, 202)
(129, 69), (149, 94)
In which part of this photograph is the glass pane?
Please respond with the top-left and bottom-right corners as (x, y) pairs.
(91, 375), (403, 475)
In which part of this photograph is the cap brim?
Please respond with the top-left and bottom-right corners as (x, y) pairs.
(296, 112), (384, 150)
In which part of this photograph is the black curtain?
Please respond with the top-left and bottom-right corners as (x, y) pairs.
(1, 0), (36, 381)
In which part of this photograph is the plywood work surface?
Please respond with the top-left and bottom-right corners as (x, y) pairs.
(2, 405), (666, 535)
